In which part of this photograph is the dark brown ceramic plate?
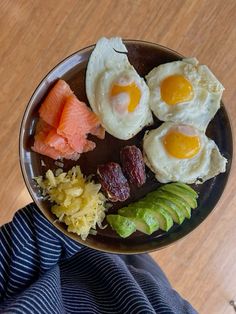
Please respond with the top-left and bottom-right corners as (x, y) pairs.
(19, 40), (233, 254)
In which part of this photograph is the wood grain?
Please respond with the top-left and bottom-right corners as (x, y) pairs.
(0, 0), (236, 313)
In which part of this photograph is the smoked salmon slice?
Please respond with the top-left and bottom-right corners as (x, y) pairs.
(32, 118), (80, 160)
(32, 131), (62, 160)
(57, 95), (102, 153)
(33, 80), (105, 160)
(58, 95), (101, 135)
(32, 132), (80, 160)
(45, 129), (75, 155)
(35, 118), (53, 135)
(39, 80), (73, 128)
(67, 132), (96, 153)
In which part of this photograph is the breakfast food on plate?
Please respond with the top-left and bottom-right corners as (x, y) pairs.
(35, 166), (107, 240)
(29, 37), (229, 243)
(143, 122), (227, 184)
(32, 79), (105, 160)
(107, 182), (198, 238)
(146, 58), (224, 131)
(85, 37), (153, 140)
(120, 145), (146, 187)
(97, 162), (130, 202)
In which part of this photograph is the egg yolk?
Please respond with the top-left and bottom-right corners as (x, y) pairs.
(163, 130), (201, 159)
(160, 75), (193, 105)
(111, 82), (141, 112)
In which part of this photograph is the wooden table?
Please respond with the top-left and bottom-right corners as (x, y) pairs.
(1, 0), (236, 313)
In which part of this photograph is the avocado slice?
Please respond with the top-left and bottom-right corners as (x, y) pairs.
(120, 202), (173, 232)
(148, 205), (174, 231)
(107, 215), (136, 238)
(146, 195), (185, 224)
(173, 182), (198, 198)
(118, 207), (159, 235)
(155, 190), (191, 219)
(107, 183), (198, 237)
(159, 185), (197, 209)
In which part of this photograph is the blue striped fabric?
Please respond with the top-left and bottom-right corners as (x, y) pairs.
(0, 204), (197, 313)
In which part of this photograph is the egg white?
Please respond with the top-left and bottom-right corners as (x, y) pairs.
(146, 58), (224, 131)
(86, 37), (129, 114)
(143, 122), (227, 184)
(86, 37), (153, 140)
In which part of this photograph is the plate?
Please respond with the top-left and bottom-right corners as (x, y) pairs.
(19, 40), (233, 254)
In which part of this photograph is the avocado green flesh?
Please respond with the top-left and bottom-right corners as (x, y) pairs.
(107, 183), (198, 238)
(146, 196), (185, 224)
(159, 185), (197, 209)
(118, 208), (159, 235)
(106, 215), (136, 238)
(173, 182), (198, 198)
(119, 203), (173, 231)
(149, 206), (173, 231)
(155, 190), (191, 219)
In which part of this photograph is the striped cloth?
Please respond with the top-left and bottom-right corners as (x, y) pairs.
(0, 203), (197, 314)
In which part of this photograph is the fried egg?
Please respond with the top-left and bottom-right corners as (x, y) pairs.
(86, 37), (153, 140)
(146, 58), (224, 131)
(143, 122), (227, 184)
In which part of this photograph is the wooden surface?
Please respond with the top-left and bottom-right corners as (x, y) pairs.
(1, 0), (236, 313)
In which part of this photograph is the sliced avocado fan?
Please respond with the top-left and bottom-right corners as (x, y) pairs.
(107, 182), (198, 238)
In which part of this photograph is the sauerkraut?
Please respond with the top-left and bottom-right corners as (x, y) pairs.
(35, 166), (107, 240)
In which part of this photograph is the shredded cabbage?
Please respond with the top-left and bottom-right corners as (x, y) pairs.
(35, 166), (107, 240)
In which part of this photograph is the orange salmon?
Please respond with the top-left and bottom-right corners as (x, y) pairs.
(57, 95), (102, 153)
(33, 80), (105, 160)
(39, 80), (73, 128)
